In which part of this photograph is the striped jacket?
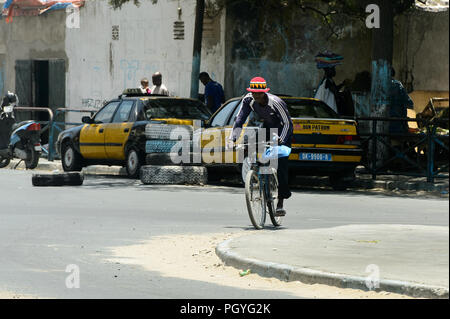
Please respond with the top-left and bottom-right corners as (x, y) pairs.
(231, 93), (293, 146)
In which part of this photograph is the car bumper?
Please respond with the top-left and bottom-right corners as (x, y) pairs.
(287, 147), (362, 175)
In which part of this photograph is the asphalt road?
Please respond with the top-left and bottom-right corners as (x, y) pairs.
(0, 169), (448, 298)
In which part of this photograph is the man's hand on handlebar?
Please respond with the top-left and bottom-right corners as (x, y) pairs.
(226, 139), (235, 150)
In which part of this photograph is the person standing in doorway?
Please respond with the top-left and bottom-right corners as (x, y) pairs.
(199, 72), (225, 113)
(150, 72), (169, 96)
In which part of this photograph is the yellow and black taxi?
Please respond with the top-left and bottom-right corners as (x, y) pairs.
(196, 95), (362, 189)
(56, 89), (211, 177)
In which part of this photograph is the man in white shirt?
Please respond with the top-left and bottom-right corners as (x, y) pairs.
(150, 72), (169, 96)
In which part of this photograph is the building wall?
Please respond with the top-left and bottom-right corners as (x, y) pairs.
(198, 7), (226, 95)
(65, 0), (198, 116)
(0, 10), (67, 99)
(394, 9), (449, 93)
(1, 1), (447, 119)
(225, 4), (449, 100)
(224, 3), (373, 99)
(0, 0), (227, 124)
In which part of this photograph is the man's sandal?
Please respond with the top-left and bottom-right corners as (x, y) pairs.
(275, 208), (286, 217)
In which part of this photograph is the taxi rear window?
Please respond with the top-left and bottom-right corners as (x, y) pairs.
(284, 99), (338, 119)
(143, 99), (212, 120)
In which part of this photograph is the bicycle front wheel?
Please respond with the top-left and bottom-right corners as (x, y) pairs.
(267, 172), (283, 227)
(245, 169), (266, 229)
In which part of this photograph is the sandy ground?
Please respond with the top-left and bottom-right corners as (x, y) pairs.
(107, 232), (415, 299)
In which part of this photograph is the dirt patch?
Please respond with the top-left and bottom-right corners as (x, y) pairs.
(107, 232), (415, 299)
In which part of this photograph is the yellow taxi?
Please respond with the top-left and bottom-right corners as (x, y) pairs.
(56, 89), (211, 177)
(195, 95), (362, 189)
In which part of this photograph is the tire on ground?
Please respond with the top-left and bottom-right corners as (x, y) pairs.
(63, 172), (84, 186)
(32, 172), (84, 187)
(145, 124), (193, 140)
(140, 165), (207, 185)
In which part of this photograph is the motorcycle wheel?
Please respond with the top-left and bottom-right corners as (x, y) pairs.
(0, 156), (10, 168)
(25, 145), (40, 169)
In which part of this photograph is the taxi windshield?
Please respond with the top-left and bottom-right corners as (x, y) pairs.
(285, 99), (338, 118)
(143, 98), (212, 120)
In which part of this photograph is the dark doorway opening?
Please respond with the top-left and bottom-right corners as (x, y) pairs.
(15, 59), (65, 146)
(34, 60), (50, 144)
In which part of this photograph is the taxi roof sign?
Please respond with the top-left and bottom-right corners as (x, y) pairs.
(123, 88), (144, 95)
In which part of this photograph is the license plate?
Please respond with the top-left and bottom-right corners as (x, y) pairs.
(4, 106), (13, 113)
(34, 145), (42, 151)
(299, 152), (332, 161)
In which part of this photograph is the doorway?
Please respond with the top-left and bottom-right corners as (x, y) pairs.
(15, 59), (66, 145)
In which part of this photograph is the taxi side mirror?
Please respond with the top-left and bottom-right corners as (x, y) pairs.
(82, 116), (93, 124)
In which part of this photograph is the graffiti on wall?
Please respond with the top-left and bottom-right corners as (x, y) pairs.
(81, 98), (106, 109)
(118, 58), (190, 97)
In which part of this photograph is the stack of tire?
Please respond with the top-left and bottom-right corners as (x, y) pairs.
(140, 123), (207, 185)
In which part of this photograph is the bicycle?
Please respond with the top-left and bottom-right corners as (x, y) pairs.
(238, 142), (288, 229)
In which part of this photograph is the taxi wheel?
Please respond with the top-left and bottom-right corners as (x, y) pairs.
(62, 142), (82, 172)
(125, 147), (143, 179)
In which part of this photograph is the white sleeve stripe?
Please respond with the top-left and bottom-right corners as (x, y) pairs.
(271, 99), (287, 139)
(273, 100), (289, 140)
(277, 101), (290, 141)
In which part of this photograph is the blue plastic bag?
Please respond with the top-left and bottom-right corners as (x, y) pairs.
(262, 145), (292, 160)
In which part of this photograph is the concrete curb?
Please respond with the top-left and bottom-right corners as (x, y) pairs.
(215, 239), (449, 299)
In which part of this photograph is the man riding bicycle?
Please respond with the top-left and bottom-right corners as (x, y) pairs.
(228, 77), (293, 216)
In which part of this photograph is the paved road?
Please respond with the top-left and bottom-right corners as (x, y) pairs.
(0, 169), (448, 298)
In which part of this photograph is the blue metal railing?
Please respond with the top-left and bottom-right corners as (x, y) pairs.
(47, 108), (97, 161)
(355, 116), (449, 183)
(14, 107), (97, 161)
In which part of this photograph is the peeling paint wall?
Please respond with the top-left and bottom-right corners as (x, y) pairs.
(0, 10), (67, 98)
(224, 3), (373, 99)
(198, 10), (226, 95)
(65, 0), (198, 120)
(394, 9), (449, 93)
(225, 4), (449, 100)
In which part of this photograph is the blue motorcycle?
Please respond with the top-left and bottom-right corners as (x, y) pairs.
(0, 92), (42, 169)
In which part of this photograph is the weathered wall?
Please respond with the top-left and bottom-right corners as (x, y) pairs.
(199, 8), (226, 95)
(394, 9), (449, 93)
(225, 3), (449, 100)
(65, 0), (198, 115)
(0, 0), (226, 124)
(0, 10), (67, 98)
(224, 3), (373, 99)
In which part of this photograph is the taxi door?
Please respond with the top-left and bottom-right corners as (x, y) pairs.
(200, 99), (240, 164)
(79, 101), (120, 159)
(104, 100), (135, 160)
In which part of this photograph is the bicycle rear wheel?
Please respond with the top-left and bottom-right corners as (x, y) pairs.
(267, 172), (283, 227)
(245, 169), (266, 229)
